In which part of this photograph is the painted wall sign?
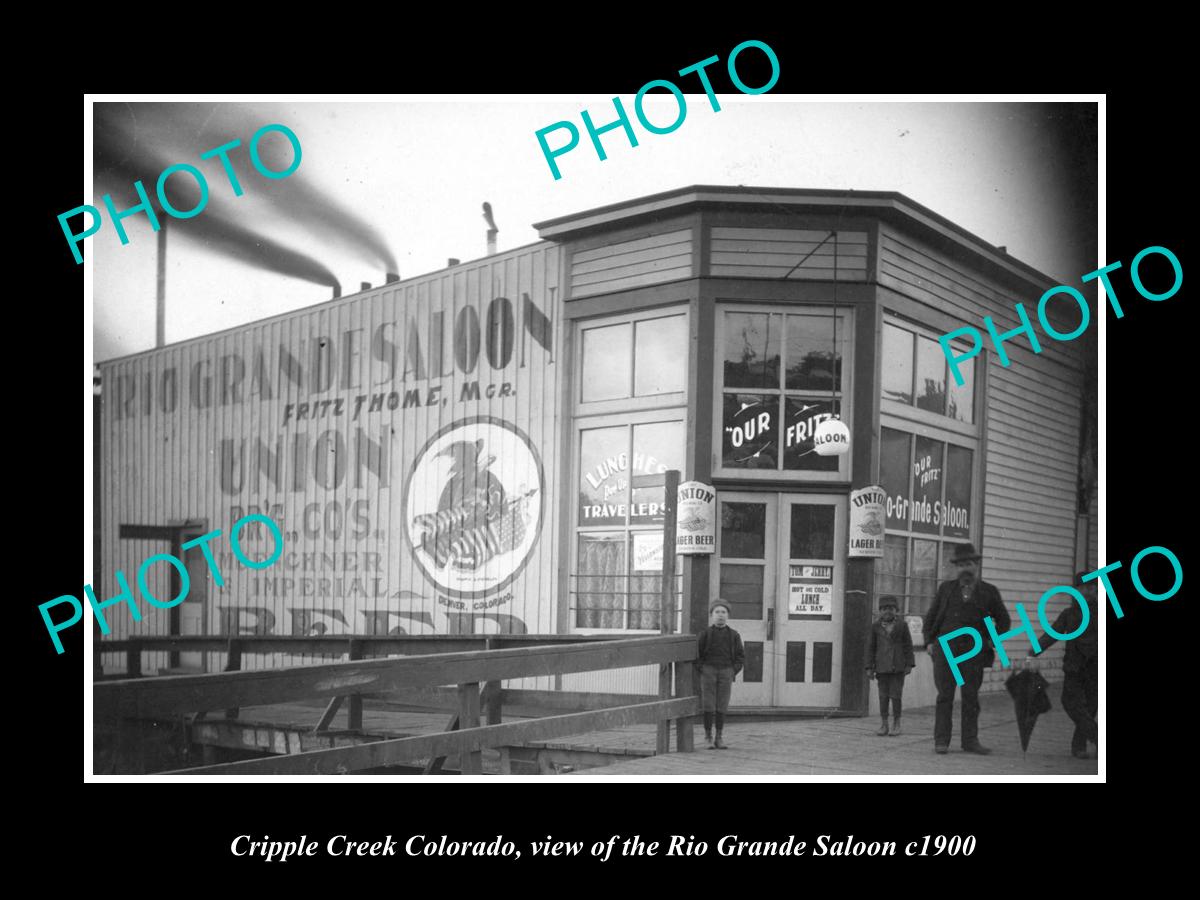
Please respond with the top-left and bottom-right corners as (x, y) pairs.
(676, 481), (716, 555)
(849, 485), (886, 558)
(404, 418), (543, 598)
(99, 243), (562, 651)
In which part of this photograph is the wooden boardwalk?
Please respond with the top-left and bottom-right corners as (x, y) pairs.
(221, 682), (1096, 776)
(567, 683), (1098, 776)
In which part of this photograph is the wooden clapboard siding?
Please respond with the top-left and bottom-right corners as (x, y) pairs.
(878, 223), (1086, 645)
(569, 230), (692, 299)
(709, 227), (868, 280)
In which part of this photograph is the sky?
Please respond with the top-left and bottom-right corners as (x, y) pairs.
(90, 98), (1097, 363)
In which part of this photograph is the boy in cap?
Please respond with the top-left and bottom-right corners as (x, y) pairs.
(696, 599), (745, 749)
(866, 595), (915, 736)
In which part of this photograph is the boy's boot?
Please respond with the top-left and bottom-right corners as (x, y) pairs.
(703, 713), (715, 749)
(876, 717), (889, 736)
(714, 729), (727, 749)
(891, 717), (902, 736)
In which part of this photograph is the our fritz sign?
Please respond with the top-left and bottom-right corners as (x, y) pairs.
(675, 481), (716, 554)
(849, 485), (886, 558)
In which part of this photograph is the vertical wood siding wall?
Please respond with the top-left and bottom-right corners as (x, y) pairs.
(99, 244), (562, 678)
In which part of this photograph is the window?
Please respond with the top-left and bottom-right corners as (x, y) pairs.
(578, 310), (687, 412)
(882, 319), (975, 425)
(715, 306), (852, 479)
(572, 308), (688, 632)
(875, 426), (975, 616)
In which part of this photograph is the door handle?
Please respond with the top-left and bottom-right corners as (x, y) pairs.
(766, 607), (775, 642)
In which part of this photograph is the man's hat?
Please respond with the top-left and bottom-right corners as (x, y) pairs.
(710, 599), (731, 614)
(878, 595), (899, 610)
(950, 543), (983, 563)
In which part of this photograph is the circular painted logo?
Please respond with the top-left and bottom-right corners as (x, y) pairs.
(403, 417), (544, 598)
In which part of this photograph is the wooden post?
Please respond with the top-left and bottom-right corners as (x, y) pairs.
(126, 646), (142, 679)
(675, 660), (695, 752)
(223, 639), (242, 719)
(347, 639), (363, 731)
(660, 470), (680, 635)
(483, 638), (502, 726)
(657, 470), (680, 754)
(458, 683), (483, 774)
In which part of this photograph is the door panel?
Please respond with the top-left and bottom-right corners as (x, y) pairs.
(775, 495), (845, 707)
(714, 495), (775, 706)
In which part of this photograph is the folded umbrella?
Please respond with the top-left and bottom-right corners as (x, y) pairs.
(1005, 669), (1053, 755)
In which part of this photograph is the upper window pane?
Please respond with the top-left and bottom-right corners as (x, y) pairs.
(789, 505), (835, 560)
(721, 394), (779, 469)
(911, 435), (944, 535)
(720, 502), (767, 559)
(724, 312), (780, 390)
(782, 398), (840, 471)
(785, 314), (842, 392)
(882, 323), (914, 404)
(581, 322), (631, 402)
(579, 426), (627, 526)
(915, 337), (946, 414)
(634, 315), (686, 396)
(947, 352), (975, 424)
(880, 428), (911, 529)
(630, 420), (684, 525)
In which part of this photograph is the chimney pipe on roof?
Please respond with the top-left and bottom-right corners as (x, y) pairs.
(448, 258), (460, 267)
(332, 284), (341, 299)
(361, 281), (372, 292)
(386, 272), (400, 283)
(483, 201), (498, 256)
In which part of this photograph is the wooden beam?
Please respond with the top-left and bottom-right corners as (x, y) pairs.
(656, 664), (672, 755)
(313, 696), (345, 733)
(98, 633), (616, 656)
(675, 659), (696, 753)
(423, 713), (459, 775)
(224, 639), (242, 719)
(96, 635), (698, 723)
(458, 684), (482, 775)
(167, 698), (698, 775)
(346, 640), (363, 731)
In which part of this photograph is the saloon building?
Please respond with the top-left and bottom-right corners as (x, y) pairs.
(97, 186), (1097, 713)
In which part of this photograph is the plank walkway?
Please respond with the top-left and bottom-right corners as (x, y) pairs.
(567, 683), (1098, 776)
(224, 682), (1095, 776)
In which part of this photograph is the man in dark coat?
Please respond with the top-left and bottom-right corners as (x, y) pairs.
(922, 543), (1011, 755)
(1029, 572), (1099, 758)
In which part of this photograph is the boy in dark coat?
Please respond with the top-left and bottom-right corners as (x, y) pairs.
(696, 599), (745, 749)
(866, 595), (915, 736)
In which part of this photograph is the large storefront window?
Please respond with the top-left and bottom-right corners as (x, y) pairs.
(877, 427), (976, 616)
(715, 306), (852, 480)
(573, 308), (688, 631)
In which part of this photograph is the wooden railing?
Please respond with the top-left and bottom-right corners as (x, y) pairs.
(94, 634), (698, 774)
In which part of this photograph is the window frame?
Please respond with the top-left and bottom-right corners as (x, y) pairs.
(570, 306), (690, 635)
(880, 313), (983, 436)
(574, 306), (690, 417)
(712, 303), (854, 482)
